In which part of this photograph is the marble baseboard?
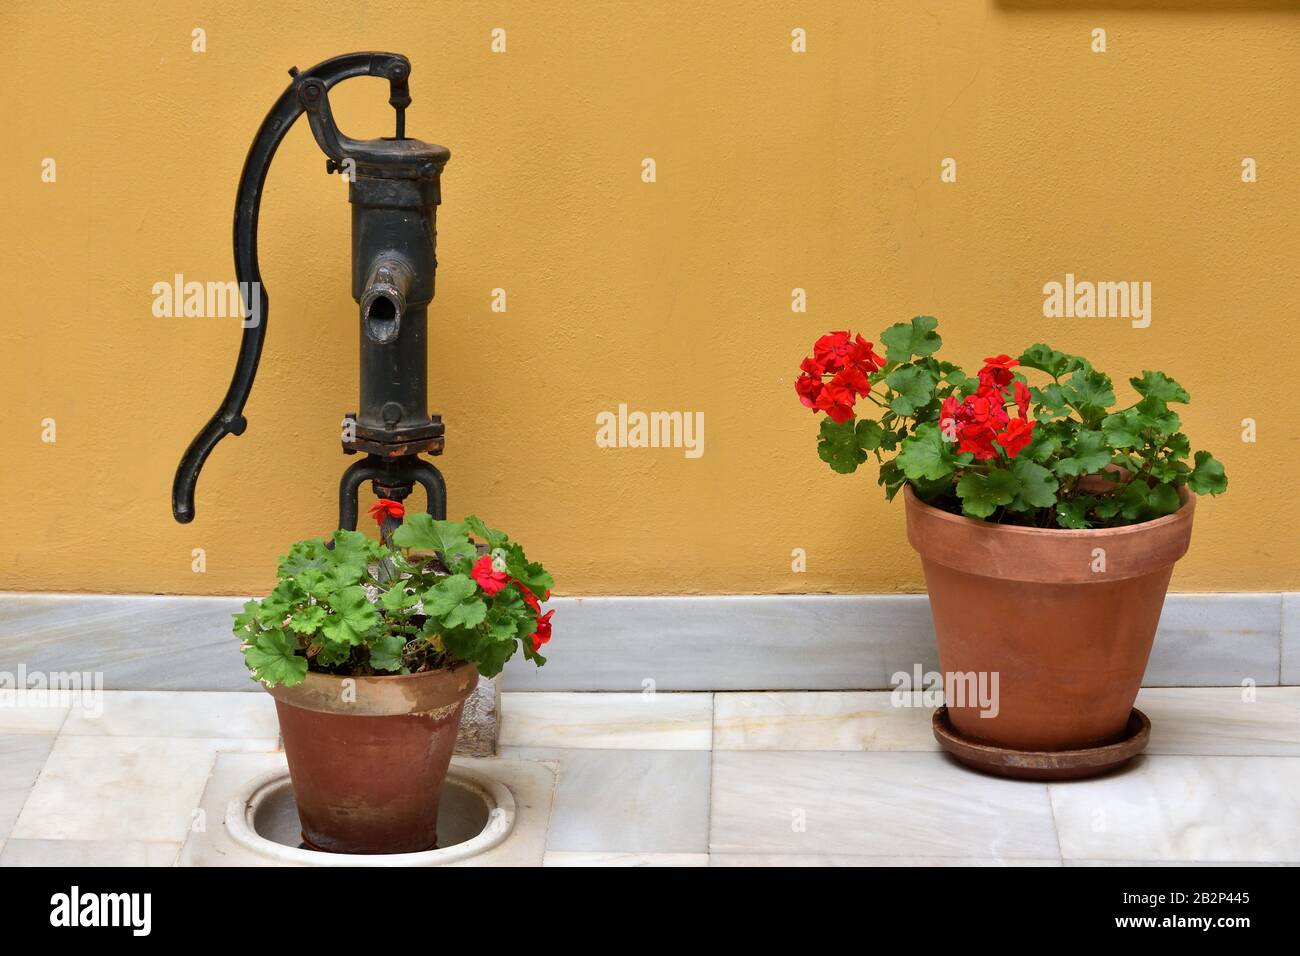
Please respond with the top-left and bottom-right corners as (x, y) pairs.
(1282, 594), (1299, 686)
(0, 591), (1291, 692)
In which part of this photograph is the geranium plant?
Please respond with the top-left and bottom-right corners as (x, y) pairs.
(235, 504), (553, 688)
(795, 316), (1227, 527)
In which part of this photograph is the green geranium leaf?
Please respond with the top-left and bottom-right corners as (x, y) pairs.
(1132, 396), (1181, 438)
(1054, 430), (1111, 477)
(233, 599), (260, 633)
(1056, 496), (1097, 529)
(880, 316), (941, 363)
(367, 634), (407, 673)
(504, 546), (554, 599)
(1031, 383), (1073, 421)
(321, 585), (380, 646)
(1018, 344), (1085, 379)
(896, 423), (958, 481)
(465, 515), (509, 550)
(1062, 368), (1115, 413)
(856, 419), (885, 450)
(1095, 497), (1123, 519)
(1188, 451), (1228, 495)
(886, 366), (936, 416)
(244, 628), (307, 688)
(319, 561), (364, 590)
(956, 468), (1019, 519)
(817, 417), (868, 474)
(1147, 482), (1182, 517)
(1024, 431), (1061, 464)
(380, 586), (419, 613)
(288, 604), (328, 635)
(391, 515), (477, 565)
(445, 629), (516, 679)
(255, 578), (304, 627)
(1117, 480), (1151, 521)
(1008, 458), (1059, 511)
(1130, 370), (1189, 404)
(878, 459), (906, 501)
(278, 538), (330, 577)
(423, 574), (488, 629)
(293, 568), (332, 601)
(1101, 408), (1143, 449)
(330, 529), (376, 565)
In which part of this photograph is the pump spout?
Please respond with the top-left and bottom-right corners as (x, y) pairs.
(360, 257), (413, 346)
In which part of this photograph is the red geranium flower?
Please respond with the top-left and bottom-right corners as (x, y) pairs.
(794, 356), (825, 409)
(798, 332), (883, 420)
(512, 579), (542, 613)
(530, 609), (554, 651)
(813, 373), (861, 422)
(941, 386), (1014, 460)
(846, 335), (885, 376)
(471, 554), (509, 596)
(978, 354), (1019, 390)
(815, 331), (883, 374)
(368, 498), (405, 525)
(995, 418), (1035, 459)
(1013, 380), (1031, 421)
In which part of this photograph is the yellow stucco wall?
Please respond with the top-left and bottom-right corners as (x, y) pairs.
(4, 0), (1296, 596)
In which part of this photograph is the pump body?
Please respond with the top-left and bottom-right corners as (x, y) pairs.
(172, 52), (452, 529)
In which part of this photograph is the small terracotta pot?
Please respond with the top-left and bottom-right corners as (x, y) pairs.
(903, 484), (1194, 752)
(266, 661), (478, 854)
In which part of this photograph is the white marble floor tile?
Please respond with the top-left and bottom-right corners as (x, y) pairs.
(543, 851), (709, 867)
(713, 691), (938, 751)
(711, 751), (1061, 860)
(0, 690), (72, 734)
(1064, 859), (1292, 867)
(709, 854), (1062, 867)
(505, 747), (711, 853)
(1050, 755), (1300, 863)
(0, 735), (56, 840)
(0, 839), (181, 867)
(501, 692), (712, 750)
(60, 690), (280, 740)
(12, 734), (278, 843)
(1138, 687), (1300, 755)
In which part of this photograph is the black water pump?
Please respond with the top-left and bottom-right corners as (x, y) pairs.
(172, 52), (451, 529)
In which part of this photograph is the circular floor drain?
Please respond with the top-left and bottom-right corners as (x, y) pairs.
(225, 765), (516, 866)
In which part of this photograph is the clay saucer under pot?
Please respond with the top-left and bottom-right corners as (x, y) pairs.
(932, 706), (1151, 781)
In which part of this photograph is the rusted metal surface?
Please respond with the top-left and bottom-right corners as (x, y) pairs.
(933, 707), (1151, 781)
(269, 662), (479, 854)
(344, 435), (446, 458)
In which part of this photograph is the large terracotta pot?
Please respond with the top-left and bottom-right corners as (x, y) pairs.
(266, 660), (478, 854)
(903, 484), (1195, 752)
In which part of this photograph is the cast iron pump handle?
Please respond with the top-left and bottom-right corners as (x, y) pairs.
(171, 52), (413, 523)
